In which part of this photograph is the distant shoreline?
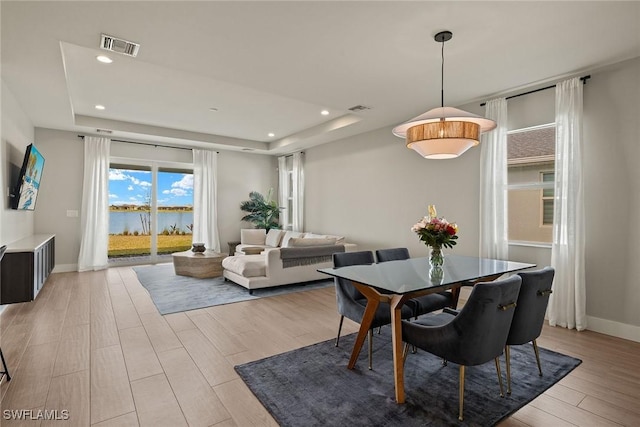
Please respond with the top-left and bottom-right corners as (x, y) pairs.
(109, 207), (193, 212)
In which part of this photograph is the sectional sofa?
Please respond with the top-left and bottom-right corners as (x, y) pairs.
(222, 229), (357, 291)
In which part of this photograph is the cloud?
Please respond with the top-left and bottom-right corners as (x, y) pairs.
(162, 188), (188, 197)
(129, 176), (151, 187)
(109, 170), (128, 181)
(127, 185), (134, 191)
(129, 197), (138, 201)
(172, 174), (193, 190)
(109, 193), (118, 199)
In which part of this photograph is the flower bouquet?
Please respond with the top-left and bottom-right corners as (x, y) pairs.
(411, 205), (458, 267)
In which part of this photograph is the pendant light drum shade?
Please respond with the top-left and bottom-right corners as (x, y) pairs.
(393, 31), (497, 159)
(393, 106), (497, 159)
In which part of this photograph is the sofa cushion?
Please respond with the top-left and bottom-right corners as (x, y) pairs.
(325, 234), (346, 245)
(241, 229), (266, 245)
(289, 237), (337, 247)
(281, 231), (305, 247)
(265, 229), (284, 247)
(222, 255), (266, 278)
(305, 232), (345, 245)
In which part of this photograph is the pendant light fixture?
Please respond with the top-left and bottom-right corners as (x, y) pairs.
(393, 31), (497, 159)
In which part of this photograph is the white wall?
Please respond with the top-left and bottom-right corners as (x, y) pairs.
(304, 57), (640, 338)
(1, 79), (35, 246)
(33, 128), (277, 270)
(583, 58), (640, 329)
(304, 126), (481, 258)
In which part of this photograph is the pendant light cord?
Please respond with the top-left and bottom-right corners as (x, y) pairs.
(440, 37), (445, 108)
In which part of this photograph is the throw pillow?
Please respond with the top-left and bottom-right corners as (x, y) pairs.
(241, 229), (266, 245)
(288, 237), (337, 247)
(303, 233), (329, 239)
(265, 229), (284, 247)
(281, 231), (306, 247)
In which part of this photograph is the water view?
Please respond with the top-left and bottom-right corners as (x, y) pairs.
(109, 211), (193, 235)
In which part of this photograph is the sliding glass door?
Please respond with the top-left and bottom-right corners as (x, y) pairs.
(108, 160), (193, 264)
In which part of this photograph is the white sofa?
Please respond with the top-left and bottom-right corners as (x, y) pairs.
(222, 229), (357, 291)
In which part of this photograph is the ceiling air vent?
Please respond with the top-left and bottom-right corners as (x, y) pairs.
(348, 105), (372, 112)
(100, 34), (140, 57)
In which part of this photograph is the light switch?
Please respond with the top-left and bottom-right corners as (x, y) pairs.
(66, 210), (79, 218)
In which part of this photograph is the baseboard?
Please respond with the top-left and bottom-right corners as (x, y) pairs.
(586, 315), (640, 343)
(53, 264), (77, 273)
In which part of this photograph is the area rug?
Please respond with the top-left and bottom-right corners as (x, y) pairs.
(133, 263), (333, 315)
(235, 328), (582, 426)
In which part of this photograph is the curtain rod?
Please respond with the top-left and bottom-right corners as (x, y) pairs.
(480, 75), (590, 107)
(77, 135), (218, 153)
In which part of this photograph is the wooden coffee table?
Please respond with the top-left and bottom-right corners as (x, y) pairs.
(172, 250), (226, 279)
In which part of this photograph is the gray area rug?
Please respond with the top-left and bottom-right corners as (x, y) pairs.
(133, 263), (332, 315)
(236, 328), (581, 426)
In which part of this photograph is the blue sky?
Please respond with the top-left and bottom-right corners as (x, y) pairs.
(108, 168), (193, 207)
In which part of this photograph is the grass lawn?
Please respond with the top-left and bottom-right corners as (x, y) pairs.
(108, 234), (193, 257)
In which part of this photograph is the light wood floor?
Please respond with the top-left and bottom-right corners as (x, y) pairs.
(1, 267), (639, 426)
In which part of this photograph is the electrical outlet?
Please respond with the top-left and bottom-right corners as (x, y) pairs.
(66, 210), (79, 218)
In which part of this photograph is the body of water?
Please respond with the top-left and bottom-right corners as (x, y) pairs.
(110, 211), (193, 234)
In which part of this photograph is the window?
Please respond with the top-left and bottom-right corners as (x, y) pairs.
(108, 160), (193, 263)
(507, 124), (555, 244)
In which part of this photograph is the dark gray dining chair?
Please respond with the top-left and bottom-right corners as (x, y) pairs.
(375, 248), (454, 316)
(333, 251), (414, 370)
(401, 275), (522, 421)
(505, 267), (555, 394)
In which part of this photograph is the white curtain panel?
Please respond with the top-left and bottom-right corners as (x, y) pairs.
(549, 77), (586, 331)
(292, 152), (305, 232)
(192, 149), (221, 252)
(77, 136), (111, 271)
(479, 98), (509, 260)
(277, 156), (290, 230)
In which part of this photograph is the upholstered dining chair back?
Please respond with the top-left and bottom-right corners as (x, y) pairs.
(503, 267), (555, 395)
(402, 275), (522, 366)
(333, 250), (414, 370)
(332, 251), (374, 303)
(375, 247), (410, 263)
(401, 275), (522, 421)
(507, 267), (555, 346)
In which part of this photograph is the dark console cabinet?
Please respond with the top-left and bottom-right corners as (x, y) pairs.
(0, 234), (55, 304)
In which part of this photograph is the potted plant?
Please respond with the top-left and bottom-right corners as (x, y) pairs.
(240, 189), (281, 231)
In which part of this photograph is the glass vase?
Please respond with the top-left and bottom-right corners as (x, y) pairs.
(430, 245), (444, 268)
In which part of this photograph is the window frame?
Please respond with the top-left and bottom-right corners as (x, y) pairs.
(109, 156), (194, 265)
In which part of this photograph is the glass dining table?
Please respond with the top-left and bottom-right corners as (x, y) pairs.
(318, 254), (535, 404)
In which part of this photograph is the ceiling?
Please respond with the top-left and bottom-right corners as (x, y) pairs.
(2, 1), (639, 155)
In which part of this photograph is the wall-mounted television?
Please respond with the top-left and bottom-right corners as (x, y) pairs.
(11, 144), (45, 210)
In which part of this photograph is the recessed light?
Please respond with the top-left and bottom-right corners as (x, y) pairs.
(95, 105), (106, 110)
(321, 110), (330, 116)
(96, 55), (113, 64)
(268, 133), (275, 137)
(208, 107), (219, 112)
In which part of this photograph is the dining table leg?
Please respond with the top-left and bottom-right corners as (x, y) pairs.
(347, 283), (384, 369)
(390, 294), (410, 404)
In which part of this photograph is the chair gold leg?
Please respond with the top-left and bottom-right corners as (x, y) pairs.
(368, 329), (373, 370)
(495, 357), (505, 397)
(533, 339), (543, 376)
(335, 316), (344, 347)
(458, 365), (465, 421)
(505, 345), (512, 395)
